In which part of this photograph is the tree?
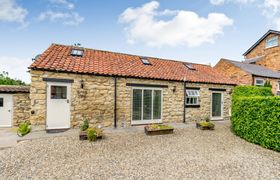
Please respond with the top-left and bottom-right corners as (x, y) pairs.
(0, 71), (26, 85)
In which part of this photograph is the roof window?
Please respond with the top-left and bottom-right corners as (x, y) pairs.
(141, 57), (151, 65)
(71, 47), (84, 57)
(185, 63), (196, 70)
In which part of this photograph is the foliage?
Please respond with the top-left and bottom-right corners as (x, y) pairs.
(232, 86), (273, 99)
(17, 122), (31, 136)
(0, 71), (26, 85)
(80, 118), (89, 131)
(147, 124), (173, 130)
(87, 128), (97, 141)
(231, 86), (280, 151)
(86, 127), (103, 141)
(264, 80), (272, 88)
(197, 121), (215, 130)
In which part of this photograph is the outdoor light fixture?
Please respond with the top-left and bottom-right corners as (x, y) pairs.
(173, 86), (176, 93)
(80, 80), (84, 89)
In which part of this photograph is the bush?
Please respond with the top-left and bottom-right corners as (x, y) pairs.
(232, 86), (273, 99)
(87, 128), (97, 141)
(17, 122), (31, 137)
(80, 119), (89, 131)
(231, 96), (280, 151)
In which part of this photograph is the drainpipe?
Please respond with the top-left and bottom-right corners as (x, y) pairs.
(183, 80), (186, 123)
(114, 77), (117, 128)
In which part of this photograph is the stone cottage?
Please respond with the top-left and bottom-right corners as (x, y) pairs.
(28, 44), (236, 130)
(0, 85), (30, 127)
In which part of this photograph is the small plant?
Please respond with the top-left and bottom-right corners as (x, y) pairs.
(17, 122), (31, 137)
(80, 118), (89, 131)
(197, 121), (215, 130)
(147, 124), (173, 130)
(203, 116), (210, 122)
(264, 80), (272, 88)
(87, 128), (97, 141)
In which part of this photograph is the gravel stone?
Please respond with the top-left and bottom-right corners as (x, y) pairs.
(0, 122), (279, 179)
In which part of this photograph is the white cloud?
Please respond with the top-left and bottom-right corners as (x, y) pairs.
(210, 0), (254, 5)
(210, 0), (225, 5)
(38, 10), (84, 26)
(263, 0), (280, 16)
(0, 0), (28, 25)
(49, 0), (75, 10)
(0, 56), (31, 83)
(119, 1), (233, 47)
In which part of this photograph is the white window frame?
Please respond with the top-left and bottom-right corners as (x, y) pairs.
(265, 36), (278, 49)
(255, 78), (265, 86)
(131, 87), (163, 125)
(278, 81), (280, 91)
(186, 89), (200, 106)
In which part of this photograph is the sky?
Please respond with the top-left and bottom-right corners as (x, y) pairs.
(0, 0), (280, 83)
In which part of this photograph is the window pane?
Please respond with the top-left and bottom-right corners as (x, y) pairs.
(0, 98), (3, 107)
(153, 90), (161, 119)
(143, 90), (152, 120)
(266, 36), (278, 48)
(51, 86), (67, 99)
(132, 89), (142, 121)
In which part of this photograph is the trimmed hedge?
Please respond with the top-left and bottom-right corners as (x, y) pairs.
(232, 86), (280, 151)
(232, 86), (273, 99)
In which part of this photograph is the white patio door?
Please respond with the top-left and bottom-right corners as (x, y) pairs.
(211, 92), (223, 120)
(0, 94), (13, 127)
(47, 82), (71, 130)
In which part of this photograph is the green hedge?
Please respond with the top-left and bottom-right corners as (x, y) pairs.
(232, 86), (273, 99)
(232, 96), (280, 151)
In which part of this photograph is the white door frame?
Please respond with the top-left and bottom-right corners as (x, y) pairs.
(0, 94), (13, 127)
(46, 82), (71, 130)
(131, 87), (163, 125)
(211, 91), (224, 120)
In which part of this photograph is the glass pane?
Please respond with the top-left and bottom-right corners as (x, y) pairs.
(153, 90), (161, 119)
(0, 98), (3, 107)
(212, 93), (222, 117)
(143, 90), (152, 120)
(51, 86), (67, 99)
(132, 89), (142, 121)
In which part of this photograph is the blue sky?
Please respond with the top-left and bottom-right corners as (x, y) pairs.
(0, 0), (279, 83)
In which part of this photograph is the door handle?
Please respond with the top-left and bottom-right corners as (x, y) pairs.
(8, 110), (11, 112)
(67, 99), (70, 103)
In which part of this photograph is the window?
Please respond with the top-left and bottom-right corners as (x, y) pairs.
(255, 78), (265, 86)
(51, 86), (67, 99)
(278, 81), (280, 91)
(71, 49), (84, 57)
(186, 89), (200, 106)
(265, 36), (278, 49)
(132, 88), (162, 122)
(0, 98), (3, 107)
(141, 57), (151, 65)
(185, 63), (196, 70)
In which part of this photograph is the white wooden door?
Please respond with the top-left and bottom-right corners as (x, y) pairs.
(0, 94), (13, 127)
(46, 82), (71, 130)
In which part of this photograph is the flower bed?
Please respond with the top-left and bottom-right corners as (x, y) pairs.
(144, 124), (174, 135)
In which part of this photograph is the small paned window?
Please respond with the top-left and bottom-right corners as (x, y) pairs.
(186, 90), (200, 105)
(265, 36), (278, 48)
(51, 86), (67, 99)
(141, 57), (151, 65)
(71, 49), (84, 57)
(185, 63), (196, 70)
(0, 98), (3, 107)
(255, 78), (265, 86)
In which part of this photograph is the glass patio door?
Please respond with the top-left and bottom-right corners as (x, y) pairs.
(211, 92), (223, 120)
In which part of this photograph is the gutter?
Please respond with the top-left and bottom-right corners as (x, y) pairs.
(183, 81), (186, 123)
(114, 77), (117, 128)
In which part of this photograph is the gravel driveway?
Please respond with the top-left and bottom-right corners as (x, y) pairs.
(0, 122), (279, 179)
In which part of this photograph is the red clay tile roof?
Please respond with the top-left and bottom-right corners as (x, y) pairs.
(29, 44), (236, 85)
(0, 85), (30, 93)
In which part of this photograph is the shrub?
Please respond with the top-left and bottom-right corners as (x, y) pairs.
(231, 96), (280, 151)
(146, 124), (173, 130)
(264, 80), (272, 88)
(232, 86), (273, 99)
(197, 121), (215, 130)
(87, 128), (97, 141)
(80, 119), (89, 131)
(17, 122), (31, 136)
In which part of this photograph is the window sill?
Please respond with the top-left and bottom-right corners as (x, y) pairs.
(185, 105), (200, 108)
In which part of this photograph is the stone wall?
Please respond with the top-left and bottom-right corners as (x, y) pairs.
(30, 70), (233, 128)
(185, 83), (233, 122)
(245, 34), (280, 72)
(214, 59), (253, 85)
(13, 93), (30, 126)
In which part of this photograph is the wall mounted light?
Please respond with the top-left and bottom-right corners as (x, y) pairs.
(80, 80), (84, 89)
(173, 86), (176, 93)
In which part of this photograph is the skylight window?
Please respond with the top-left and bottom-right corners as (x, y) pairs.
(141, 57), (151, 65)
(185, 63), (196, 70)
(71, 49), (84, 57)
